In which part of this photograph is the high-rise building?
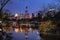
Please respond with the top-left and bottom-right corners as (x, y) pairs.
(24, 6), (30, 19)
(37, 12), (42, 18)
(36, 11), (42, 18)
(20, 13), (24, 19)
(25, 13), (30, 19)
(25, 6), (28, 13)
(32, 13), (35, 18)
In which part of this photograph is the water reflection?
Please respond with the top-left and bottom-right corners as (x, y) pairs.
(5, 27), (41, 40)
(15, 28), (19, 33)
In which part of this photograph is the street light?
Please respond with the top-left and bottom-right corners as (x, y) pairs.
(15, 13), (18, 17)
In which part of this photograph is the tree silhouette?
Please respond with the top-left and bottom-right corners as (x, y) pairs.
(54, 11), (60, 33)
(0, 0), (10, 19)
(39, 20), (56, 33)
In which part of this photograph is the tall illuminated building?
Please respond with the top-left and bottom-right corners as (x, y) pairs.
(20, 13), (24, 19)
(32, 13), (35, 18)
(24, 6), (30, 19)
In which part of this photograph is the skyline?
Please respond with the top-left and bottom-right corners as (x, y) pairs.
(3, 0), (60, 15)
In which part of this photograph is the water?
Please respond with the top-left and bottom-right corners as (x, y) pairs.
(3, 28), (41, 40)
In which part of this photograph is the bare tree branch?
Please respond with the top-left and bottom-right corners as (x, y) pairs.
(0, 0), (10, 10)
(0, 0), (10, 19)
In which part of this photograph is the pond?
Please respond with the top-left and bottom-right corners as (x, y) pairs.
(3, 28), (42, 40)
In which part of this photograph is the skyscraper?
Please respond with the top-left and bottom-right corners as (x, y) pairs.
(32, 13), (35, 18)
(20, 13), (24, 19)
(24, 6), (30, 19)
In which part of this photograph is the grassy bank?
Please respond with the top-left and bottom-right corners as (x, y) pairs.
(40, 32), (60, 40)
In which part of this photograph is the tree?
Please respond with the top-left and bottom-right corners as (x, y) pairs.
(0, 0), (10, 19)
(48, 2), (60, 10)
(54, 11), (60, 21)
(54, 11), (60, 33)
(38, 20), (56, 32)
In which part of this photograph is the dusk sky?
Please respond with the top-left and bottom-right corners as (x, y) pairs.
(4, 0), (60, 15)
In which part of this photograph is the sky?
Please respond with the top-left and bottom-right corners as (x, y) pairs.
(3, 0), (60, 15)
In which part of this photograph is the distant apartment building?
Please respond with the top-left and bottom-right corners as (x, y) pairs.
(8, 15), (14, 20)
(20, 13), (24, 19)
(36, 12), (42, 18)
(32, 13), (35, 18)
(24, 6), (30, 19)
(24, 13), (30, 19)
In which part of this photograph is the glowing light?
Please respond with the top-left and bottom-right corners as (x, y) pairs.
(15, 13), (18, 17)
(15, 28), (19, 32)
(0, 28), (2, 31)
(20, 27), (23, 32)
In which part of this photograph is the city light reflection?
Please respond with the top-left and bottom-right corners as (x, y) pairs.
(19, 27), (23, 32)
(15, 28), (19, 33)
